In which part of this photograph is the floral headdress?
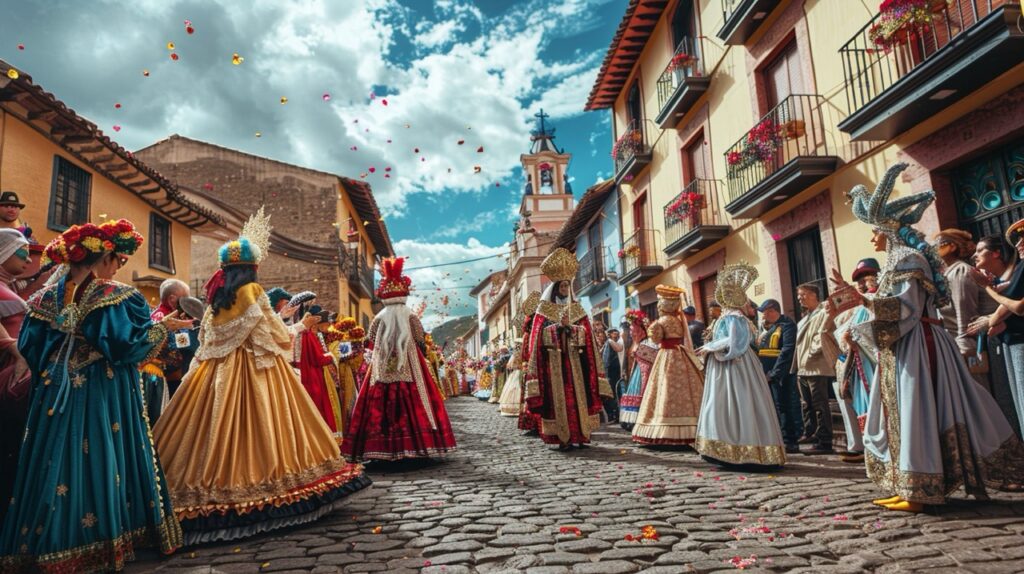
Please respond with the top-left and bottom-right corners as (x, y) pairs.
(625, 308), (649, 329)
(98, 219), (144, 256)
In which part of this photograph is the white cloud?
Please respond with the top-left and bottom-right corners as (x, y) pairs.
(398, 237), (508, 329)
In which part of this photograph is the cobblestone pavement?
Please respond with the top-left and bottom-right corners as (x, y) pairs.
(130, 397), (1024, 574)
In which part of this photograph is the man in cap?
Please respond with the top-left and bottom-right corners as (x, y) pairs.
(683, 305), (705, 349)
(757, 298), (801, 453)
(0, 191), (28, 237)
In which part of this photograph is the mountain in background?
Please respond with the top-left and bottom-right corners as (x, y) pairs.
(431, 315), (477, 353)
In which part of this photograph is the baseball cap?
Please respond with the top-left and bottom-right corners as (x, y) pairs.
(757, 299), (781, 312)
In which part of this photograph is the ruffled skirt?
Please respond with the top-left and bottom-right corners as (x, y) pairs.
(633, 349), (704, 445)
(499, 370), (523, 417)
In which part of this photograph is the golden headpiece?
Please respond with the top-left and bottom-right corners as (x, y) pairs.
(715, 262), (758, 310)
(541, 248), (579, 282)
(655, 284), (685, 299)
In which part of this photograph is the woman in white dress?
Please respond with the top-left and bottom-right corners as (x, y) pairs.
(695, 262), (786, 470)
(498, 345), (523, 416)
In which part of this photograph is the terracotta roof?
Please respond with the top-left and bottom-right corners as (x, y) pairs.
(585, 0), (669, 111)
(0, 59), (224, 229)
(552, 180), (616, 251)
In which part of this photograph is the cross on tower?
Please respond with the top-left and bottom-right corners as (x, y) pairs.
(534, 109), (550, 136)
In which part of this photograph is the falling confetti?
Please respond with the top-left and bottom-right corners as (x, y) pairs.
(114, 103), (121, 109)
(473, 166), (482, 173)
(6, 69), (18, 80)
(232, 53), (244, 65)
(350, 146), (358, 151)
(414, 148), (420, 153)
(368, 167), (376, 173)
(142, 69), (150, 77)
(381, 99), (388, 106)
(279, 96), (288, 104)
(322, 93), (331, 101)
(457, 139), (465, 145)
(112, 125), (121, 132)
(167, 42), (175, 50)
(185, 20), (195, 34)
(17, 44), (24, 50)
(477, 146), (484, 153)
(254, 131), (262, 138)
(170, 53), (179, 61)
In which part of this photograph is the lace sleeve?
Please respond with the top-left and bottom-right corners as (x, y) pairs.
(410, 315), (426, 346)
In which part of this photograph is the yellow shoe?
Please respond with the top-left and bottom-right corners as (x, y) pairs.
(884, 500), (924, 513)
(872, 495), (901, 506)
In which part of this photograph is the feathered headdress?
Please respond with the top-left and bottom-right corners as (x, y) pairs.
(715, 262), (758, 310)
(376, 257), (412, 301)
(219, 206), (272, 267)
(847, 163), (934, 232)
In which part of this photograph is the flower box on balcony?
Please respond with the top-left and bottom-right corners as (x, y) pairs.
(782, 120), (805, 139)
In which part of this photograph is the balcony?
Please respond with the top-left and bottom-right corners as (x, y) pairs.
(344, 250), (375, 299)
(574, 246), (610, 298)
(663, 179), (732, 259)
(617, 228), (664, 286)
(723, 94), (841, 218)
(838, 1), (1023, 141)
(717, 0), (781, 45)
(655, 37), (712, 129)
(612, 119), (652, 184)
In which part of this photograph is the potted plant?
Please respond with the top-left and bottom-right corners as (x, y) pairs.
(868, 0), (941, 51)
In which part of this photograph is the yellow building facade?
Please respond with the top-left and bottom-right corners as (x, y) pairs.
(0, 59), (221, 304)
(588, 0), (1024, 320)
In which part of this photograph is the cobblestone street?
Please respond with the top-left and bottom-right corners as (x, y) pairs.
(132, 397), (1024, 574)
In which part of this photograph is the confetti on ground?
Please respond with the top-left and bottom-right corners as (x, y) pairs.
(727, 555), (758, 569)
(372, 525), (383, 534)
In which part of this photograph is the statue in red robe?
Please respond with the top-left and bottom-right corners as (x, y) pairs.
(523, 248), (612, 449)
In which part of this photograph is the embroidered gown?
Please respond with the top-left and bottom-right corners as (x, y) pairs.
(633, 313), (704, 445)
(341, 313), (456, 461)
(499, 348), (523, 417)
(297, 329), (344, 439)
(152, 284), (368, 544)
(619, 339), (657, 431)
(835, 305), (875, 443)
(523, 300), (612, 445)
(695, 312), (786, 468)
(0, 275), (182, 573)
(853, 251), (1024, 504)
(331, 340), (363, 427)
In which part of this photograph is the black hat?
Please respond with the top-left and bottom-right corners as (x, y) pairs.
(757, 299), (781, 313)
(0, 191), (25, 208)
(682, 305), (696, 315)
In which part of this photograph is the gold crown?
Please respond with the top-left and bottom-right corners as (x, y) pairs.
(655, 284), (685, 299)
(715, 261), (758, 310)
(541, 248), (579, 282)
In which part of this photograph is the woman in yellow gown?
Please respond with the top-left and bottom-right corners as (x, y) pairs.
(327, 317), (363, 429)
(153, 213), (369, 544)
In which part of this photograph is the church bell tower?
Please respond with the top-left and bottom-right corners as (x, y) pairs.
(518, 109), (574, 234)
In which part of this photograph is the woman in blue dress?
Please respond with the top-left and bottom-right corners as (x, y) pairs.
(0, 220), (191, 573)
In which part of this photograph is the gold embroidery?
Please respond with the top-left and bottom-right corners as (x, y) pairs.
(873, 321), (900, 350)
(71, 373), (85, 388)
(695, 437), (786, 466)
(56, 484), (68, 496)
(111, 423), (120, 433)
(871, 296), (901, 322)
(81, 513), (97, 528)
(0, 520), (183, 572)
(82, 439), (89, 454)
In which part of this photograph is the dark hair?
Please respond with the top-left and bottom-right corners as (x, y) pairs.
(70, 250), (111, 269)
(797, 283), (821, 298)
(211, 265), (258, 315)
(978, 235), (1013, 265)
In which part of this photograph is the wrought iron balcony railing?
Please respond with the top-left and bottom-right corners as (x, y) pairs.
(723, 94), (838, 213)
(663, 179), (731, 257)
(655, 36), (711, 128)
(838, 0), (1020, 140)
(618, 228), (664, 285)
(574, 246), (607, 296)
(612, 118), (652, 183)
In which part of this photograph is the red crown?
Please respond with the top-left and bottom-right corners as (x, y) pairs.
(376, 257), (412, 300)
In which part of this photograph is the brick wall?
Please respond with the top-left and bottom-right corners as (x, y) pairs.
(137, 137), (343, 309)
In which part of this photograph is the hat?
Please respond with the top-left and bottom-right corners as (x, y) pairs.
(715, 262), (758, 310)
(0, 191), (25, 208)
(851, 258), (881, 281)
(1006, 218), (1024, 246)
(266, 287), (292, 309)
(540, 248), (579, 282)
(218, 207), (271, 267)
(289, 291), (317, 307)
(98, 219), (144, 256)
(376, 257), (412, 301)
(757, 298), (781, 313)
(682, 305), (696, 315)
(178, 296), (206, 320)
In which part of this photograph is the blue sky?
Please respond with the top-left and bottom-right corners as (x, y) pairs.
(0, 0), (625, 325)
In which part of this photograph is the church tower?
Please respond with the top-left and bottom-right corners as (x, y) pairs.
(507, 110), (576, 320)
(518, 109), (574, 233)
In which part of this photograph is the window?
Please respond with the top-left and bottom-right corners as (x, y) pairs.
(592, 298), (611, 331)
(670, 0), (696, 49)
(48, 156), (91, 231)
(683, 132), (707, 184)
(951, 137), (1024, 239)
(148, 213), (174, 273)
(627, 81), (643, 127)
(763, 40), (804, 110)
(350, 295), (360, 318)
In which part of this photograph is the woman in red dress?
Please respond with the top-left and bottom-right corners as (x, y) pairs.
(342, 257), (456, 461)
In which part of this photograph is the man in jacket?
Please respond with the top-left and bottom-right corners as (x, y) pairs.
(757, 299), (801, 454)
(792, 283), (839, 455)
(683, 305), (705, 348)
